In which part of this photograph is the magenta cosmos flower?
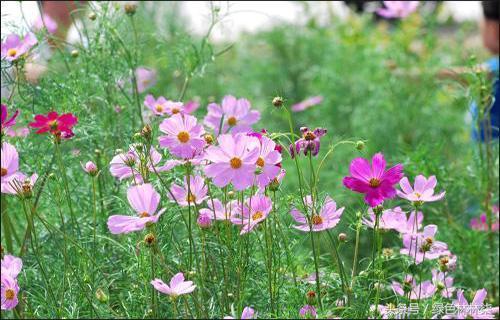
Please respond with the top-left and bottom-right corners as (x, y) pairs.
(362, 206), (406, 231)
(431, 269), (455, 298)
(343, 153), (404, 207)
(29, 111), (78, 139)
(144, 95), (184, 116)
(1, 142), (19, 187)
(470, 206), (499, 232)
(33, 14), (58, 34)
(159, 114), (205, 159)
(400, 225), (450, 264)
(231, 194), (272, 235)
(1, 104), (19, 134)
(299, 304), (317, 318)
(291, 96), (323, 112)
(204, 95), (260, 135)
(1, 172), (38, 196)
(224, 306), (256, 319)
(109, 145), (175, 181)
(291, 195), (344, 232)
(289, 127), (327, 158)
(199, 198), (240, 221)
(168, 175), (208, 207)
(107, 183), (165, 234)
(250, 135), (282, 188)
(1, 32), (37, 62)
(443, 289), (499, 319)
(397, 175), (445, 204)
(204, 134), (259, 190)
(151, 272), (196, 298)
(376, 1), (419, 19)
(392, 275), (436, 300)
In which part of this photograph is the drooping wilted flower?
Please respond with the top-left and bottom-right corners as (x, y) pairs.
(289, 127), (327, 158)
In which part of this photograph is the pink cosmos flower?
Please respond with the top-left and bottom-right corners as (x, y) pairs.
(400, 225), (450, 264)
(1, 275), (19, 310)
(442, 289), (499, 319)
(1, 172), (38, 196)
(184, 100), (200, 114)
(197, 212), (212, 228)
(392, 275), (436, 300)
(1, 32), (37, 62)
(168, 175), (208, 207)
(151, 272), (196, 297)
(470, 206), (499, 232)
(299, 304), (317, 318)
(82, 161), (98, 176)
(376, 1), (419, 19)
(362, 206), (406, 230)
(1, 104), (19, 133)
(291, 96), (323, 112)
(159, 114), (205, 159)
(291, 195), (344, 232)
(29, 111), (78, 138)
(204, 95), (260, 135)
(393, 210), (423, 235)
(224, 306), (256, 319)
(199, 198), (240, 221)
(204, 134), (259, 190)
(109, 145), (175, 181)
(343, 153), (404, 207)
(1, 142), (19, 186)
(231, 194), (272, 235)
(397, 175), (445, 204)
(144, 95), (184, 116)
(107, 183), (165, 234)
(33, 14), (58, 34)
(289, 127), (327, 158)
(1, 255), (23, 279)
(431, 269), (455, 298)
(135, 67), (157, 93)
(5, 127), (29, 138)
(250, 135), (282, 188)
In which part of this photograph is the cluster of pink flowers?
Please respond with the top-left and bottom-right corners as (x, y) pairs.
(470, 205), (499, 232)
(1, 255), (22, 310)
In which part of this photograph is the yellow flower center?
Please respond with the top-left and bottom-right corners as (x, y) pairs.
(369, 178), (381, 188)
(5, 288), (15, 300)
(186, 192), (196, 203)
(140, 212), (149, 218)
(230, 157), (242, 169)
(227, 116), (237, 126)
(171, 108), (180, 114)
(256, 157), (265, 167)
(252, 211), (263, 221)
(311, 215), (323, 225)
(155, 104), (164, 112)
(414, 192), (421, 198)
(304, 131), (316, 141)
(425, 237), (433, 245)
(7, 48), (17, 57)
(48, 119), (58, 130)
(177, 131), (190, 143)
(1, 168), (7, 177)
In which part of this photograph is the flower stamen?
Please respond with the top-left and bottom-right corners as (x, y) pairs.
(177, 131), (190, 143)
(230, 157), (242, 169)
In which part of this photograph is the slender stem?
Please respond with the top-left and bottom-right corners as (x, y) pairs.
(150, 244), (157, 318)
(351, 215), (361, 286)
(91, 177), (98, 318)
(1, 194), (13, 253)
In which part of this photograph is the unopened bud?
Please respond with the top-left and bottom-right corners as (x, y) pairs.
(268, 178), (280, 191)
(355, 140), (365, 150)
(124, 3), (137, 15)
(95, 288), (108, 303)
(21, 179), (33, 198)
(141, 124), (152, 141)
(83, 161), (98, 176)
(338, 233), (347, 242)
(88, 12), (97, 21)
(71, 50), (79, 58)
(272, 96), (284, 108)
(306, 290), (317, 305)
(382, 248), (394, 258)
(227, 191), (235, 198)
(144, 233), (155, 246)
(197, 213), (212, 229)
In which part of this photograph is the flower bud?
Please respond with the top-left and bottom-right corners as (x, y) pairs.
(21, 179), (33, 199)
(141, 124), (152, 141)
(382, 248), (393, 258)
(144, 233), (155, 246)
(436, 282), (445, 291)
(204, 134), (214, 145)
(305, 290), (317, 305)
(124, 3), (137, 15)
(95, 288), (108, 303)
(338, 233), (347, 242)
(272, 96), (284, 108)
(197, 213), (212, 229)
(227, 191), (235, 198)
(88, 12), (97, 21)
(83, 161), (98, 176)
(133, 132), (142, 141)
(268, 178), (280, 192)
(355, 140), (365, 150)
(71, 50), (79, 58)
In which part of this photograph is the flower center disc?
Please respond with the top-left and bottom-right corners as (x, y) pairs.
(171, 108), (180, 114)
(177, 131), (190, 143)
(230, 157), (242, 169)
(186, 192), (196, 203)
(311, 215), (323, 225)
(256, 157), (265, 167)
(369, 178), (381, 188)
(0, 168), (7, 177)
(140, 212), (149, 218)
(155, 105), (164, 112)
(252, 211), (263, 221)
(227, 116), (237, 126)
(304, 132), (316, 141)
(7, 48), (17, 57)
(48, 120), (58, 130)
(5, 288), (15, 300)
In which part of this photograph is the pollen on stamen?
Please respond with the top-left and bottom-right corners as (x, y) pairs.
(252, 211), (263, 221)
(256, 157), (265, 167)
(7, 48), (17, 57)
(171, 108), (180, 114)
(140, 212), (149, 218)
(227, 116), (237, 126)
(186, 192), (196, 203)
(1, 168), (7, 177)
(304, 131), (316, 141)
(230, 157), (242, 169)
(5, 288), (15, 300)
(311, 215), (323, 225)
(155, 105), (164, 112)
(369, 178), (381, 188)
(177, 131), (190, 143)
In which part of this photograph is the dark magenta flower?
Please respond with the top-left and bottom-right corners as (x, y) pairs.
(1, 104), (19, 133)
(29, 111), (77, 138)
(289, 127), (327, 158)
(343, 153), (403, 207)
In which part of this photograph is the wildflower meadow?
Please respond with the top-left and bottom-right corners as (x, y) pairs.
(1, 1), (499, 319)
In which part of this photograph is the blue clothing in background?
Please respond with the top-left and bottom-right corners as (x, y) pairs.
(471, 56), (500, 141)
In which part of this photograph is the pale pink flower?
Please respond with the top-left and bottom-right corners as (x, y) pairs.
(198, 198), (240, 221)
(168, 175), (208, 207)
(204, 134), (259, 190)
(158, 114), (205, 159)
(5, 127), (29, 138)
(135, 67), (157, 93)
(82, 161), (98, 176)
(184, 100), (200, 114)
(1, 255), (22, 279)
(299, 304), (317, 318)
(377, 1), (419, 19)
(151, 272), (196, 297)
(231, 194), (272, 235)
(144, 95), (184, 116)
(397, 175), (445, 203)
(400, 225), (450, 264)
(291, 196), (344, 232)
(1, 142), (19, 186)
(33, 14), (58, 34)
(291, 96), (323, 112)
(393, 210), (423, 235)
(224, 306), (256, 319)
(250, 135), (282, 188)
(1, 275), (19, 310)
(362, 206), (406, 230)
(431, 269), (455, 298)
(1, 172), (37, 196)
(443, 289), (499, 319)
(204, 95), (260, 135)
(392, 275), (436, 300)
(1, 32), (37, 62)
(107, 183), (165, 234)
